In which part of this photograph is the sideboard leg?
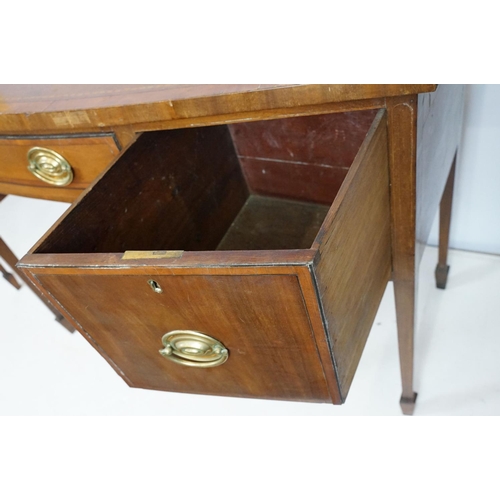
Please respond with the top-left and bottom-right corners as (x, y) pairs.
(0, 237), (75, 333)
(394, 280), (418, 415)
(386, 95), (419, 415)
(435, 153), (457, 289)
(1, 262), (22, 289)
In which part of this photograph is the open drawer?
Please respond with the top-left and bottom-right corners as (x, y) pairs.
(19, 108), (391, 404)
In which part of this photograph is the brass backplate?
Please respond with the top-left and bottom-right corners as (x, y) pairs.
(159, 330), (229, 368)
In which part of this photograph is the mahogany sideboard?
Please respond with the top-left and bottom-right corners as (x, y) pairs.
(0, 84), (465, 414)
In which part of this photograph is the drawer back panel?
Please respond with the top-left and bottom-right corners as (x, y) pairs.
(229, 109), (378, 204)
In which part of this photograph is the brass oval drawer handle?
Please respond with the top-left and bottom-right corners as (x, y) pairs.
(159, 330), (229, 368)
(27, 147), (74, 186)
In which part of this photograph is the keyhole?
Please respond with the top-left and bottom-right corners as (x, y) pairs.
(148, 279), (163, 294)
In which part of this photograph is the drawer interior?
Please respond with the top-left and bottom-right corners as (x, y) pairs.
(34, 109), (378, 255)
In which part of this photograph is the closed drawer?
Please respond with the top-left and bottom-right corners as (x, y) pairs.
(19, 109), (391, 404)
(0, 134), (121, 202)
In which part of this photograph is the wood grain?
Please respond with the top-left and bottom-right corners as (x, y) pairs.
(12, 84), (466, 413)
(312, 109), (391, 399)
(33, 109), (383, 257)
(19, 106), (396, 405)
(386, 85), (464, 414)
(217, 195), (329, 251)
(22, 249), (318, 271)
(0, 85), (436, 134)
(34, 270), (332, 402)
(386, 95), (418, 414)
(35, 126), (248, 254)
(0, 134), (120, 202)
(228, 110), (378, 203)
(0, 85), (290, 114)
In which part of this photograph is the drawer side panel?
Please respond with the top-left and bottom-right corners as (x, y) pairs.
(34, 126), (248, 255)
(313, 110), (391, 399)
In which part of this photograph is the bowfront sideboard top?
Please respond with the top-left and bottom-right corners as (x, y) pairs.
(0, 84), (436, 133)
(0, 84), (464, 414)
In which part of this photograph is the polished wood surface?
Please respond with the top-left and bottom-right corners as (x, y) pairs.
(35, 125), (248, 254)
(386, 95), (419, 415)
(20, 107), (392, 404)
(35, 111), (377, 256)
(0, 134), (121, 201)
(387, 85), (465, 414)
(2, 84), (465, 414)
(0, 85), (291, 114)
(33, 271), (332, 402)
(0, 85), (436, 134)
(312, 110), (391, 398)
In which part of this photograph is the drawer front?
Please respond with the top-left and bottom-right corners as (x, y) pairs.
(33, 271), (332, 402)
(0, 134), (120, 202)
(20, 109), (390, 405)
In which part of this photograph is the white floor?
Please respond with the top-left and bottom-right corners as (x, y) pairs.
(1, 195), (499, 416)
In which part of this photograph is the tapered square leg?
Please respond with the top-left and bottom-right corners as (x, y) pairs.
(435, 154), (457, 289)
(387, 96), (419, 416)
(394, 279), (418, 415)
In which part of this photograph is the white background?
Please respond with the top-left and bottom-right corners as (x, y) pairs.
(428, 84), (500, 254)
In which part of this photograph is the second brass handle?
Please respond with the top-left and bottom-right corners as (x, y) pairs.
(27, 147), (74, 186)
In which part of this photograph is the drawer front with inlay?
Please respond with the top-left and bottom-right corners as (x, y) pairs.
(32, 272), (333, 402)
(20, 108), (390, 404)
(0, 134), (121, 202)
